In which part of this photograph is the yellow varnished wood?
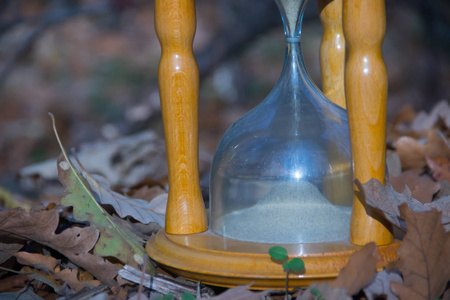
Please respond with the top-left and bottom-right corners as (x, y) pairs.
(155, 0), (207, 234)
(318, 0), (346, 108)
(146, 231), (400, 289)
(343, 0), (393, 245)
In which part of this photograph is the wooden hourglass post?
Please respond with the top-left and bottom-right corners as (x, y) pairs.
(155, 0), (207, 234)
(318, 0), (346, 109)
(343, 0), (394, 245)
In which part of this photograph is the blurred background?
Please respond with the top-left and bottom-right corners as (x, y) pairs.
(0, 0), (449, 185)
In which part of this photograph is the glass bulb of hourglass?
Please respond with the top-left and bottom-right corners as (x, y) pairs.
(209, 0), (353, 244)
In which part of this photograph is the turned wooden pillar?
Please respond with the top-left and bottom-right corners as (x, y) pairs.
(155, 0), (207, 234)
(343, 0), (393, 245)
(318, 0), (346, 109)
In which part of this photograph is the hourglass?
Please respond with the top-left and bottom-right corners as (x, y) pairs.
(147, 0), (399, 288)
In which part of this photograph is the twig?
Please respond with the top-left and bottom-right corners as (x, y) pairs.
(137, 254), (149, 300)
(118, 264), (214, 299)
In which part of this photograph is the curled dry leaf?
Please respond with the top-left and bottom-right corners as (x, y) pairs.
(362, 270), (402, 300)
(53, 268), (101, 292)
(14, 252), (58, 274)
(13, 252), (101, 292)
(0, 274), (31, 293)
(84, 172), (166, 226)
(396, 130), (450, 171)
(331, 242), (378, 296)
(390, 204), (450, 300)
(389, 171), (440, 204)
(410, 100), (450, 132)
(20, 130), (168, 187)
(299, 242), (389, 299)
(358, 178), (450, 232)
(0, 208), (120, 286)
(427, 156), (450, 182)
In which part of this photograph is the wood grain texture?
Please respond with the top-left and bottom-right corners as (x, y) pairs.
(343, 0), (393, 245)
(155, 0), (207, 234)
(318, 0), (346, 108)
(146, 231), (400, 289)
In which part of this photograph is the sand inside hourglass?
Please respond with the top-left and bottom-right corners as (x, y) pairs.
(217, 180), (352, 244)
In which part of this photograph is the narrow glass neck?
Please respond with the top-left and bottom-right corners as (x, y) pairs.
(279, 41), (307, 92)
(275, 0), (307, 39)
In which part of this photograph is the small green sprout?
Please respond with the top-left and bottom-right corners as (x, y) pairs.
(310, 287), (324, 300)
(181, 293), (196, 300)
(269, 246), (288, 261)
(269, 246), (305, 298)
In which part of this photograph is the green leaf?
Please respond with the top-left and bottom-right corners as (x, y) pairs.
(181, 293), (196, 300)
(49, 113), (154, 275)
(268, 246), (288, 261)
(310, 287), (322, 300)
(282, 258), (305, 271)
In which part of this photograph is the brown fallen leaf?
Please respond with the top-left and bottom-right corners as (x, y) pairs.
(53, 268), (101, 292)
(358, 179), (450, 232)
(14, 252), (58, 274)
(362, 270), (403, 300)
(300, 239), (397, 299)
(390, 204), (450, 300)
(330, 242), (378, 296)
(396, 130), (450, 171)
(0, 208), (120, 286)
(427, 156), (450, 182)
(13, 252), (101, 292)
(410, 100), (450, 132)
(390, 171), (440, 204)
(393, 104), (417, 127)
(0, 274), (31, 293)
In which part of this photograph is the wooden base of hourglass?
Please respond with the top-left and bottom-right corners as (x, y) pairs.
(146, 231), (400, 289)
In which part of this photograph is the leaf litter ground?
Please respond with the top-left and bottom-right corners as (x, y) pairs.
(0, 103), (450, 299)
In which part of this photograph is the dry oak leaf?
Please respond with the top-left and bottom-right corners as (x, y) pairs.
(53, 268), (101, 292)
(390, 171), (440, 204)
(0, 208), (120, 287)
(14, 252), (58, 274)
(358, 179), (450, 232)
(427, 156), (450, 182)
(13, 252), (101, 292)
(330, 242), (378, 296)
(396, 130), (450, 171)
(390, 204), (450, 300)
(410, 100), (450, 132)
(0, 274), (31, 293)
(299, 243), (379, 299)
